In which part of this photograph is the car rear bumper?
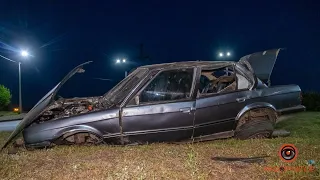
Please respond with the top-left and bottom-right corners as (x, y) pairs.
(277, 105), (306, 115)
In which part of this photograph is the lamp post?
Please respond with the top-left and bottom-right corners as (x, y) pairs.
(18, 62), (22, 113)
(115, 58), (128, 77)
(217, 51), (232, 75)
(0, 50), (29, 113)
(218, 51), (231, 59)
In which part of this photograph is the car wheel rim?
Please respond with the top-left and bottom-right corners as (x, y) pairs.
(63, 133), (103, 145)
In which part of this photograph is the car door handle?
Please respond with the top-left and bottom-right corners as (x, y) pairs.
(236, 97), (246, 103)
(180, 107), (191, 113)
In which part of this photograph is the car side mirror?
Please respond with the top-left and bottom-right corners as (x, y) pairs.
(134, 95), (140, 105)
(77, 68), (85, 73)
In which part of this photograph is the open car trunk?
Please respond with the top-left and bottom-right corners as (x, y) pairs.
(239, 48), (282, 84)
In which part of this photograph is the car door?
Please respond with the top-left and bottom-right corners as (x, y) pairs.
(193, 64), (256, 137)
(121, 68), (196, 143)
(194, 90), (253, 137)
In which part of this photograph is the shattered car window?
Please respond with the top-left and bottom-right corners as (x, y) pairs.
(103, 68), (148, 105)
(200, 66), (236, 94)
(140, 69), (193, 103)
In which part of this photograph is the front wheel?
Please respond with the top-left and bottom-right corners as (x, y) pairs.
(234, 119), (274, 140)
(55, 132), (104, 146)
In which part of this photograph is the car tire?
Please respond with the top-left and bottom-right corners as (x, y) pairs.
(55, 132), (103, 145)
(234, 119), (274, 140)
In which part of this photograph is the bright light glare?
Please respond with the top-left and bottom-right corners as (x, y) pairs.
(21, 50), (29, 57)
(116, 59), (120, 63)
(227, 52), (231, 56)
(219, 52), (224, 57)
(122, 59), (126, 63)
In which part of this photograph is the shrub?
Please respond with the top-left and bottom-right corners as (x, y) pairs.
(0, 85), (12, 110)
(302, 91), (320, 111)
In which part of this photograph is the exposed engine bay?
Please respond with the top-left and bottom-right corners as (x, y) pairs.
(35, 96), (109, 123)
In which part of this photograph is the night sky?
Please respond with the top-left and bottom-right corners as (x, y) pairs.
(0, 0), (319, 110)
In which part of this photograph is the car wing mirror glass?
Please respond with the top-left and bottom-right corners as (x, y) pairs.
(134, 95), (140, 105)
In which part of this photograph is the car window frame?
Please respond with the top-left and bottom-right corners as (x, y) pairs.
(235, 62), (257, 90)
(103, 68), (149, 106)
(197, 64), (251, 98)
(126, 67), (197, 107)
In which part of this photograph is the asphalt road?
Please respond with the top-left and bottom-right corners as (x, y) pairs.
(0, 119), (21, 131)
(0, 113), (25, 121)
(0, 113), (24, 131)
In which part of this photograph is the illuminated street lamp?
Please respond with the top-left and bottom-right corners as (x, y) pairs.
(21, 50), (29, 57)
(18, 50), (29, 113)
(218, 51), (232, 59)
(115, 58), (128, 77)
(0, 50), (30, 113)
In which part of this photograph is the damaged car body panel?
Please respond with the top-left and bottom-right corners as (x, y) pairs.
(1, 61), (93, 149)
(1, 48), (306, 149)
(22, 109), (120, 147)
(21, 68), (150, 148)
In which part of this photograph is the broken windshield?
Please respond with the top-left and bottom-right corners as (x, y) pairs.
(103, 68), (148, 105)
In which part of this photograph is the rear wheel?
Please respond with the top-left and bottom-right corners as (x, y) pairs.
(234, 119), (274, 140)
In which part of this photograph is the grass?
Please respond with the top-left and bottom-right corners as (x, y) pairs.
(0, 112), (319, 179)
(0, 111), (24, 122)
(0, 111), (18, 117)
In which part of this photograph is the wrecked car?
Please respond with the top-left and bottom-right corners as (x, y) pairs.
(1, 48), (305, 149)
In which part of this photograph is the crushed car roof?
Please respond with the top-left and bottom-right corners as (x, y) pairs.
(139, 61), (235, 70)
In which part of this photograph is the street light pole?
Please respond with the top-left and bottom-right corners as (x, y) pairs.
(0, 50), (29, 113)
(115, 58), (128, 78)
(18, 62), (22, 113)
(218, 51), (232, 60)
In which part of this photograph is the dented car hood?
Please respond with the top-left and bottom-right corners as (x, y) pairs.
(239, 48), (282, 82)
(1, 61), (93, 149)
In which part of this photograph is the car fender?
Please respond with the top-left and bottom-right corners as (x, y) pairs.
(235, 102), (277, 121)
(53, 125), (104, 140)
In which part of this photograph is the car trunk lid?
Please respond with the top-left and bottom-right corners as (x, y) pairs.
(239, 48), (282, 84)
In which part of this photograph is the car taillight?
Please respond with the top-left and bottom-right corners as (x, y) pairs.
(300, 92), (303, 103)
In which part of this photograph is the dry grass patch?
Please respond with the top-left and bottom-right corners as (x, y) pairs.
(0, 112), (319, 179)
